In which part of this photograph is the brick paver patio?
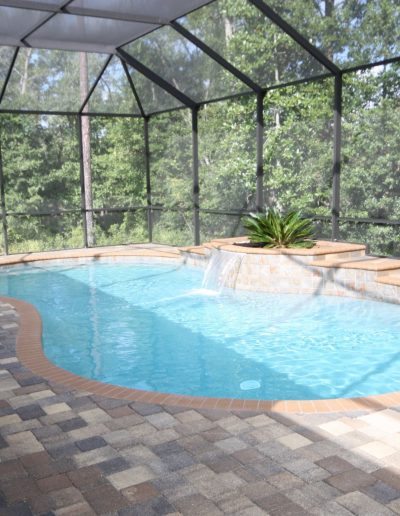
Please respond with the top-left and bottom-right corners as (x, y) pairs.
(1, 300), (400, 515)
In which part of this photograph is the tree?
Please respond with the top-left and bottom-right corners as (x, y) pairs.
(80, 52), (95, 246)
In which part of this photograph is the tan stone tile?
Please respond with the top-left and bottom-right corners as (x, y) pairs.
(356, 441), (397, 459)
(217, 416), (251, 435)
(44, 403), (71, 415)
(245, 414), (275, 428)
(68, 424), (109, 441)
(359, 410), (400, 433)
(54, 502), (95, 515)
(381, 451), (400, 468)
(176, 410), (206, 424)
(277, 432), (313, 450)
(358, 425), (392, 440)
(6, 430), (44, 455)
(79, 408), (111, 424)
(318, 420), (353, 436)
(0, 414), (22, 427)
(30, 390), (56, 400)
(0, 357), (18, 364)
(388, 498), (400, 514)
(382, 433), (400, 450)
(107, 466), (156, 490)
(338, 417), (368, 430)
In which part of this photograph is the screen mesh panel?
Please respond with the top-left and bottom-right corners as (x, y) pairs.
(0, 114), (80, 213)
(263, 78), (334, 218)
(179, 0), (325, 89)
(7, 212), (83, 253)
(148, 111), (192, 210)
(313, 219), (332, 240)
(93, 208), (148, 245)
(198, 96), (256, 212)
(152, 209), (194, 246)
(123, 25), (250, 104)
(341, 63), (400, 222)
(126, 64), (183, 115)
(269, 0), (400, 69)
(87, 57), (141, 114)
(200, 213), (247, 243)
(90, 116), (146, 209)
(339, 221), (400, 257)
(0, 46), (15, 93)
(1, 48), (108, 112)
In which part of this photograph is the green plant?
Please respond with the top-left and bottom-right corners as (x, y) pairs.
(243, 209), (315, 249)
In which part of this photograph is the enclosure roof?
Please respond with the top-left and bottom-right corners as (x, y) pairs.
(0, 0), (213, 53)
(0, 0), (399, 116)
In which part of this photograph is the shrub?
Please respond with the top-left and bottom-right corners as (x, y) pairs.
(243, 209), (315, 249)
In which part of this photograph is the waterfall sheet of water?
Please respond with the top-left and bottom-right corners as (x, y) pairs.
(202, 252), (243, 291)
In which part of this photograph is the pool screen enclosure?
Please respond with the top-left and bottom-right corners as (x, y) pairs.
(0, 0), (398, 255)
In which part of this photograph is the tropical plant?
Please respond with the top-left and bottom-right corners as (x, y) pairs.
(243, 209), (315, 249)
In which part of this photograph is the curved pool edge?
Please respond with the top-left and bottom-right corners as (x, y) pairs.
(6, 294), (400, 415)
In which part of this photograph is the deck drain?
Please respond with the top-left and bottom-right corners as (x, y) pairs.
(240, 380), (261, 390)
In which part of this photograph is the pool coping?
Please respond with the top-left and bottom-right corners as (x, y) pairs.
(2, 245), (400, 414)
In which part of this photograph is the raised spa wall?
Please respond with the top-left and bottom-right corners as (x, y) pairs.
(181, 237), (400, 305)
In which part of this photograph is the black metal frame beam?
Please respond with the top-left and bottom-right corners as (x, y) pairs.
(0, 109), (141, 118)
(144, 117), (152, 241)
(332, 74), (342, 240)
(79, 55), (113, 114)
(342, 55), (400, 74)
(0, 137), (8, 254)
(256, 91), (265, 212)
(77, 115), (88, 248)
(120, 59), (146, 117)
(6, 204), (400, 228)
(248, 0), (340, 76)
(117, 49), (197, 109)
(192, 107), (200, 245)
(145, 72), (333, 118)
(0, 47), (19, 105)
(170, 21), (263, 93)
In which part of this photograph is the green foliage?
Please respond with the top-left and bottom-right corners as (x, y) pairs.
(243, 209), (315, 249)
(0, 0), (398, 256)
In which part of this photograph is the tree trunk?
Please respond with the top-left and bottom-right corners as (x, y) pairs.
(324, 0), (335, 60)
(79, 52), (95, 246)
(21, 48), (32, 95)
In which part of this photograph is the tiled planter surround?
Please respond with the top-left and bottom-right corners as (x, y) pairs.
(183, 238), (400, 305)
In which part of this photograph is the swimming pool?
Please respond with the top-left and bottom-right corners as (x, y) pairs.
(1, 259), (400, 400)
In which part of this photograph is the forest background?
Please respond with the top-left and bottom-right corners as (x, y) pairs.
(0, 0), (398, 255)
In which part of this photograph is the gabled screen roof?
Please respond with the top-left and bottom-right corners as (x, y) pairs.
(0, 0), (398, 116)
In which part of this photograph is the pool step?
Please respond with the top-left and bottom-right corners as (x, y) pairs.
(312, 249), (366, 263)
(312, 254), (400, 272)
(376, 275), (400, 286)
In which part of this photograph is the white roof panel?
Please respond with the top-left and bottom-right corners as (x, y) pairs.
(27, 13), (159, 53)
(0, 6), (49, 46)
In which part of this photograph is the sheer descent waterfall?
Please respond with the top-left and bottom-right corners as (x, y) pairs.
(202, 251), (244, 290)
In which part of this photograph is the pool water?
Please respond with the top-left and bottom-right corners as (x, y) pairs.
(1, 260), (400, 400)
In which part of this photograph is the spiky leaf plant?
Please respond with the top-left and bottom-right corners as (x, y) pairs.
(243, 209), (315, 249)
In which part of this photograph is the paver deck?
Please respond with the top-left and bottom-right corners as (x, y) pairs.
(1, 302), (400, 515)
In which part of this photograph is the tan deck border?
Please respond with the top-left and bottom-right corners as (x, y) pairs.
(2, 246), (400, 413)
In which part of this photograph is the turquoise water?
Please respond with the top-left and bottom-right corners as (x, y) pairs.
(1, 259), (400, 400)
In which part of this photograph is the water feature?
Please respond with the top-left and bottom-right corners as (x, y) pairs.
(202, 251), (243, 290)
